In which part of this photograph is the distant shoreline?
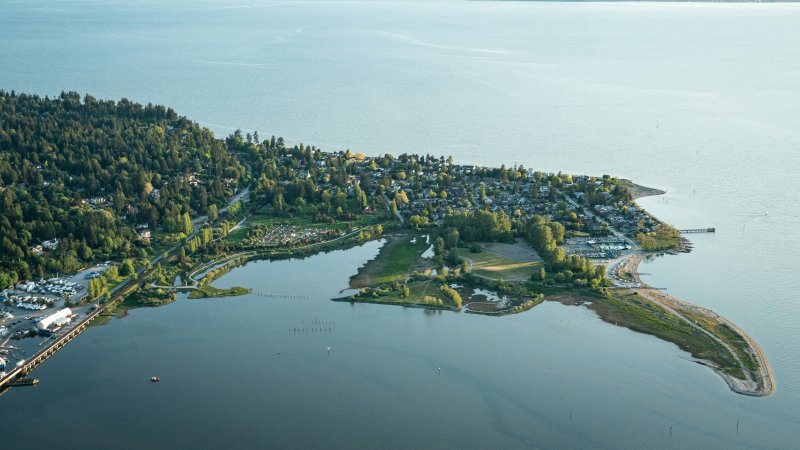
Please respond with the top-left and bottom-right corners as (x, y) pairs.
(473, 1), (800, 3)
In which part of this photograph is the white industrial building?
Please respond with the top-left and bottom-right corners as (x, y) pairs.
(36, 308), (74, 333)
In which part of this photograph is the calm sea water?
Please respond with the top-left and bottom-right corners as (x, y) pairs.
(1, 1), (799, 448)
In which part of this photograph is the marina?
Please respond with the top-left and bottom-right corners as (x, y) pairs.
(0, 303), (103, 392)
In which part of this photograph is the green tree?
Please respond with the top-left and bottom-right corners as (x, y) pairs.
(444, 228), (460, 249)
(119, 259), (135, 277)
(446, 248), (460, 266)
(182, 212), (193, 235)
(434, 237), (445, 257)
(395, 190), (409, 205)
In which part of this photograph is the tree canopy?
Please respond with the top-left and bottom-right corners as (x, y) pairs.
(0, 91), (246, 286)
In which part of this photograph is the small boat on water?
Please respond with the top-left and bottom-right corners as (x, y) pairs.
(9, 378), (39, 387)
(150, 376), (160, 382)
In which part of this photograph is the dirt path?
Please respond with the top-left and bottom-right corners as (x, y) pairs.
(626, 253), (774, 396)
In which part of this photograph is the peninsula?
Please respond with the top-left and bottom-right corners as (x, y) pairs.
(0, 91), (773, 397)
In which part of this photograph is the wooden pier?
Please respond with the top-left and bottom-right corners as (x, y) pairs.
(679, 227), (715, 234)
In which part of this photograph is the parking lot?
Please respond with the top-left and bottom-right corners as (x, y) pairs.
(607, 259), (640, 288)
(243, 225), (340, 248)
(1, 263), (115, 345)
(564, 236), (631, 259)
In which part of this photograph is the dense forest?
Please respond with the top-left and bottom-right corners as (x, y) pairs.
(0, 91), (246, 286)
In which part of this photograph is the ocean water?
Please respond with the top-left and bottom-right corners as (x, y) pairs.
(1, 1), (799, 448)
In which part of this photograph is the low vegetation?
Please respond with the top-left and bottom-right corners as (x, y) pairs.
(188, 285), (251, 299)
(588, 291), (745, 379)
(124, 287), (176, 307)
(350, 233), (430, 287)
(635, 224), (681, 251)
(342, 280), (455, 309)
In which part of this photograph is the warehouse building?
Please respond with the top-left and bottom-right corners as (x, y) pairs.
(36, 308), (74, 335)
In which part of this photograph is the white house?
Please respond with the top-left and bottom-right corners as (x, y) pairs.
(42, 238), (60, 250)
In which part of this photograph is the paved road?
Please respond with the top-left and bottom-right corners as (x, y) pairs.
(383, 194), (404, 224)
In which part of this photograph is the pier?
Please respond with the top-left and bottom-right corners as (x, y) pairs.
(679, 227), (715, 234)
(254, 291), (309, 300)
(0, 304), (104, 391)
(0, 265), (153, 392)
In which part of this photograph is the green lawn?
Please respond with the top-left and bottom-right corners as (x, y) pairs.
(225, 227), (250, 244)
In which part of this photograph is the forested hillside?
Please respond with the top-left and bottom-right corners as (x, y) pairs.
(0, 91), (247, 286)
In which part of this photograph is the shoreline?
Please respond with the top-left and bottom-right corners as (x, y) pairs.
(625, 253), (775, 397)
(625, 181), (666, 200)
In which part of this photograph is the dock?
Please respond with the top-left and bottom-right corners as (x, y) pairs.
(0, 264), (153, 391)
(679, 227), (715, 234)
(7, 378), (39, 387)
(0, 304), (104, 390)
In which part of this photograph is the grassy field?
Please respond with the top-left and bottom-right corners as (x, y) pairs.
(350, 233), (430, 287)
(455, 246), (541, 282)
(225, 227), (250, 244)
